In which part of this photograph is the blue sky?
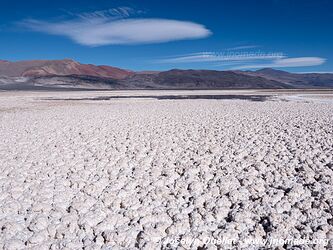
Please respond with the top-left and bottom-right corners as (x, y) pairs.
(0, 0), (332, 72)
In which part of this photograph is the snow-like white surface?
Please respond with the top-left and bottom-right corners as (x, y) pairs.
(283, 94), (333, 104)
(0, 91), (332, 249)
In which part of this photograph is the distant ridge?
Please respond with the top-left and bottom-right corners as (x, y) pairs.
(252, 68), (333, 88)
(0, 59), (133, 79)
(0, 59), (333, 90)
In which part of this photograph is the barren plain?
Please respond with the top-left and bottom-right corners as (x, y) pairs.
(0, 90), (332, 249)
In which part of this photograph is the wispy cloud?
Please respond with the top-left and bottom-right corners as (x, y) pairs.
(156, 50), (326, 69)
(157, 51), (285, 63)
(226, 45), (260, 51)
(76, 7), (139, 20)
(233, 57), (326, 69)
(19, 7), (211, 46)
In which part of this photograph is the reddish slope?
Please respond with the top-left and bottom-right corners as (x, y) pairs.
(0, 59), (133, 79)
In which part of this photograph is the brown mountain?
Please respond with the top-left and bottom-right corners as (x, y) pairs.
(0, 59), (133, 79)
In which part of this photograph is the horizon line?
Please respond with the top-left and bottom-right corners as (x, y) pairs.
(0, 57), (331, 74)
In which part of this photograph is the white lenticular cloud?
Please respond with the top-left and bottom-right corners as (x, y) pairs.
(272, 57), (326, 67)
(20, 17), (211, 46)
(233, 57), (326, 69)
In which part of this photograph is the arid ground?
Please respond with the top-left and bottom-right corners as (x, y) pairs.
(0, 90), (332, 249)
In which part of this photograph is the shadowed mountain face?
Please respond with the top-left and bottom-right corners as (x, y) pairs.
(0, 59), (333, 90)
(120, 69), (290, 89)
(247, 68), (333, 88)
(156, 69), (290, 88)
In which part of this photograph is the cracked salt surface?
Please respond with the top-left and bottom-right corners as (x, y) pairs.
(0, 91), (332, 249)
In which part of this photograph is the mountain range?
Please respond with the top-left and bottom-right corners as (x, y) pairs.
(0, 59), (333, 90)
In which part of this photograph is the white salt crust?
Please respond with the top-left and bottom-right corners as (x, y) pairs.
(0, 93), (332, 249)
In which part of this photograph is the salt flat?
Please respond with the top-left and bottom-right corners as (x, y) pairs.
(0, 90), (332, 249)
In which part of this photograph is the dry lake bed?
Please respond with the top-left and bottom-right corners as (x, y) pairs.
(0, 90), (332, 249)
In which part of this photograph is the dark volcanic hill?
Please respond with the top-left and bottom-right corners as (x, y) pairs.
(157, 69), (290, 88)
(120, 69), (291, 89)
(0, 59), (333, 90)
(244, 68), (333, 88)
